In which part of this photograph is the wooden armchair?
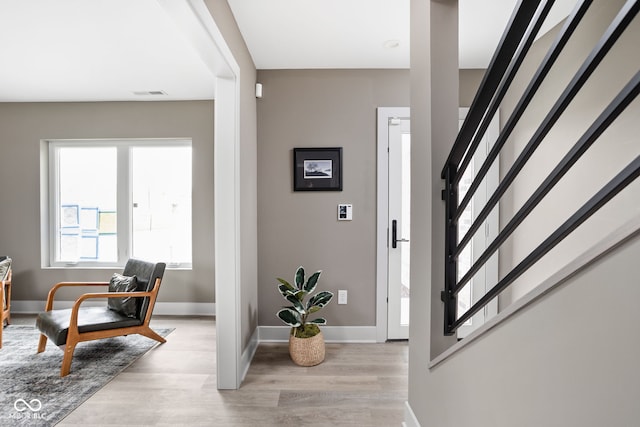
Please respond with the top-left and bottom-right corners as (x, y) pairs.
(36, 259), (166, 376)
(0, 256), (12, 349)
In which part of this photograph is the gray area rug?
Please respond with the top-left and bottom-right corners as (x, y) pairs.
(0, 325), (172, 426)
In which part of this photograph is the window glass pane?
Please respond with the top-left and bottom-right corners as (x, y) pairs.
(58, 147), (117, 262)
(131, 146), (192, 265)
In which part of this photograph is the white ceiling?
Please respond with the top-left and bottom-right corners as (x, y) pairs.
(228, 0), (412, 70)
(0, 0), (216, 102)
(0, 0), (574, 102)
(228, 0), (575, 70)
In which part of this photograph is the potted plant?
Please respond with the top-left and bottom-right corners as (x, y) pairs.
(276, 266), (334, 366)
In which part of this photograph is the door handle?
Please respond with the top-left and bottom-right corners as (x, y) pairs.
(392, 220), (410, 248)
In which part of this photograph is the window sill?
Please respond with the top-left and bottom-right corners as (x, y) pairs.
(42, 265), (193, 271)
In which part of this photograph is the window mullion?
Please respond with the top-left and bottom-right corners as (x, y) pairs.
(117, 145), (131, 263)
(49, 143), (61, 266)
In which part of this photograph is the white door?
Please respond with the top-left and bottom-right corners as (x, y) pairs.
(387, 117), (411, 339)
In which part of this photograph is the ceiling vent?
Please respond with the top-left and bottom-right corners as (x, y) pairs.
(133, 90), (167, 96)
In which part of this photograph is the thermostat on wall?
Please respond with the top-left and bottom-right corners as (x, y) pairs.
(338, 204), (353, 221)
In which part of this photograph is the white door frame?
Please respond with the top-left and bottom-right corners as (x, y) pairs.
(163, 0), (243, 389)
(376, 107), (410, 342)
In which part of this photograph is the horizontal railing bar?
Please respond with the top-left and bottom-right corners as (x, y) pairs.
(441, 0), (543, 178)
(450, 154), (640, 332)
(452, 70), (640, 296)
(452, 0), (639, 256)
(453, 0), (557, 189)
(452, 0), (593, 228)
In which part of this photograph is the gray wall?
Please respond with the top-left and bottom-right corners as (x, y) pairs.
(0, 101), (215, 305)
(256, 69), (409, 327)
(408, 1), (640, 426)
(459, 68), (485, 107)
(254, 68), (480, 328)
(417, 231), (640, 426)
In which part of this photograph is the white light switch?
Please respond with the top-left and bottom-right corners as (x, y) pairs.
(338, 290), (348, 305)
(338, 204), (353, 221)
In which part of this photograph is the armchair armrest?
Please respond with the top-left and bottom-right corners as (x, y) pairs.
(74, 290), (153, 304)
(67, 278), (161, 335)
(1, 269), (10, 310)
(44, 282), (109, 311)
(1, 268), (11, 286)
(69, 291), (154, 328)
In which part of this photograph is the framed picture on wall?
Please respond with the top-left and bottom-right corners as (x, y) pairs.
(293, 147), (343, 191)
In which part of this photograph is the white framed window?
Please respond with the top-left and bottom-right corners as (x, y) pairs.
(45, 139), (192, 268)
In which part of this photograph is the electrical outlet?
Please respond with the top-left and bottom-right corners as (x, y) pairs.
(338, 289), (348, 305)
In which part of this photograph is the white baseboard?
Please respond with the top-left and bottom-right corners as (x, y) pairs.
(403, 401), (421, 427)
(154, 302), (215, 316)
(12, 300), (215, 316)
(258, 325), (378, 343)
(240, 327), (259, 382)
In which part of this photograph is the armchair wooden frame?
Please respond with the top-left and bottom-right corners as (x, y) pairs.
(37, 277), (164, 377)
(0, 268), (12, 349)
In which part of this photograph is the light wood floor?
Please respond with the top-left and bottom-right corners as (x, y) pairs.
(12, 315), (408, 426)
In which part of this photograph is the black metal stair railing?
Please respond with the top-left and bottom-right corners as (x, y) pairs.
(441, 0), (640, 335)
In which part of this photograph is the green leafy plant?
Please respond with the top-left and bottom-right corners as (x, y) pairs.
(276, 266), (334, 338)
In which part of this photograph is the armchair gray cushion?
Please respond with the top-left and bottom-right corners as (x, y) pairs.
(36, 307), (141, 346)
(121, 258), (165, 320)
(107, 273), (138, 317)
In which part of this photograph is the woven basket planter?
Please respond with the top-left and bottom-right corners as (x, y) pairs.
(289, 330), (325, 366)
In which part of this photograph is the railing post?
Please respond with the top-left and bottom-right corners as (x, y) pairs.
(442, 165), (458, 336)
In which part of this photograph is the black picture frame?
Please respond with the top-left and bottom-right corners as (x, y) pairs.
(293, 147), (343, 191)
